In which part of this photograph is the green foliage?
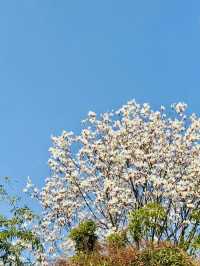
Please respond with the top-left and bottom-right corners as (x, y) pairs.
(128, 203), (166, 248)
(62, 244), (198, 266)
(69, 220), (97, 253)
(70, 252), (108, 266)
(0, 207), (43, 265)
(0, 176), (20, 205)
(106, 230), (128, 249)
(67, 204), (200, 265)
(190, 210), (200, 223)
(139, 245), (195, 266)
(0, 177), (43, 265)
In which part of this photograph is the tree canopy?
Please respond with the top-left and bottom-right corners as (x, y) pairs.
(24, 100), (200, 262)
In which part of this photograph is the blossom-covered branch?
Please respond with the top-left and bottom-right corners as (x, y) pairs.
(26, 100), (200, 259)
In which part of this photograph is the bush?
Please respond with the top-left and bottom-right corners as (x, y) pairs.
(70, 252), (107, 266)
(69, 220), (97, 253)
(68, 246), (139, 266)
(55, 243), (199, 266)
(139, 244), (196, 266)
(106, 230), (128, 249)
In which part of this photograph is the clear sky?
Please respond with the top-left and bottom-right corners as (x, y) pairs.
(1, 1), (200, 212)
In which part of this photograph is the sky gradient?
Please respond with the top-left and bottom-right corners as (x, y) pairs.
(1, 1), (200, 212)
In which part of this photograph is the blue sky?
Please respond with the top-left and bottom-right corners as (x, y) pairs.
(1, 1), (200, 212)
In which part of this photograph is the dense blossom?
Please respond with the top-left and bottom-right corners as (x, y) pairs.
(26, 100), (200, 259)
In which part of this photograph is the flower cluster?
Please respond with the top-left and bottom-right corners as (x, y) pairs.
(26, 100), (200, 259)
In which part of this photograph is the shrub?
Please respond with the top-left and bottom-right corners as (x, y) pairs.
(70, 252), (108, 266)
(68, 246), (140, 266)
(106, 230), (128, 249)
(139, 244), (196, 266)
(69, 220), (97, 254)
(55, 244), (199, 266)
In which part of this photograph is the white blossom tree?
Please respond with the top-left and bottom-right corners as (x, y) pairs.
(26, 100), (200, 258)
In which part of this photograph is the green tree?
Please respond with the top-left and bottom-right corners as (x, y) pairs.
(0, 177), (43, 265)
(69, 220), (97, 254)
(128, 203), (167, 248)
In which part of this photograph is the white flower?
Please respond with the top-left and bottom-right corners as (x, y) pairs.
(172, 102), (187, 114)
(88, 111), (96, 116)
